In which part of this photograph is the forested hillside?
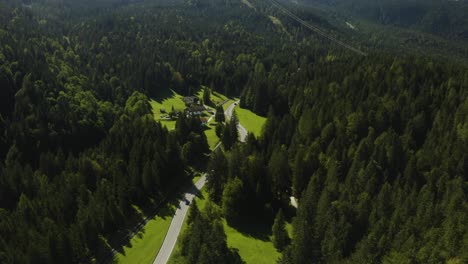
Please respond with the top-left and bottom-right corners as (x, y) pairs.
(299, 0), (468, 40)
(0, 0), (467, 263)
(224, 54), (468, 263)
(285, 0), (467, 63)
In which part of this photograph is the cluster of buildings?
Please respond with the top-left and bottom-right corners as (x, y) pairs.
(160, 96), (213, 126)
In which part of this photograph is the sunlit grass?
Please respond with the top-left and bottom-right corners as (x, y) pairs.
(150, 90), (186, 130)
(168, 189), (282, 264)
(116, 206), (175, 264)
(235, 107), (267, 137)
(224, 220), (281, 264)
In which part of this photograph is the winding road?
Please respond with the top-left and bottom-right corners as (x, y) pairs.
(224, 101), (248, 142)
(152, 100), (247, 264)
(152, 175), (207, 264)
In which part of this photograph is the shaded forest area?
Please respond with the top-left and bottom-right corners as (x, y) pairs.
(300, 0), (468, 40)
(0, 0), (467, 263)
(214, 55), (468, 263)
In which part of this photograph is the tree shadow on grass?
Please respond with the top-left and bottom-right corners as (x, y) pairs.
(175, 177), (206, 204)
(99, 181), (193, 263)
(152, 89), (180, 104)
(227, 215), (273, 242)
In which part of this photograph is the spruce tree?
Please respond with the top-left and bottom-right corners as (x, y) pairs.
(272, 209), (290, 251)
(215, 105), (225, 123)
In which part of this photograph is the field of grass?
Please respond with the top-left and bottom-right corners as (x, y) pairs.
(150, 90), (187, 130)
(150, 90), (221, 148)
(204, 122), (220, 150)
(235, 107), (267, 137)
(117, 206), (175, 264)
(196, 88), (229, 106)
(223, 100), (235, 111)
(212, 91), (229, 105)
(224, 221), (281, 264)
(221, 100), (266, 137)
(168, 188), (282, 264)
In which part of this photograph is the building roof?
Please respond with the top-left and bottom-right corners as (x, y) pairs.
(187, 105), (205, 112)
(183, 96), (199, 105)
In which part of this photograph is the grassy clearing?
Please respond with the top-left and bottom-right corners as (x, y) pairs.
(223, 100), (235, 111)
(221, 99), (266, 137)
(116, 205), (175, 264)
(204, 122), (220, 150)
(150, 90), (186, 115)
(168, 189), (281, 264)
(150, 90), (186, 130)
(150, 89), (221, 147)
(235, 107), (267, 137)
(224, 220), (280, 264)
(212, 91), (229, 105)
(196, 88), (229, 106)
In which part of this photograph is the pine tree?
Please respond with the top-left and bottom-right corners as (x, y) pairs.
(222, 124), (233, 150)
(222, 177), (244, 224)
(268, 145), (290, 200)
(203, 87), (212, 106)
(206, 149), (228, 203)
(228, 113), (238, 145)
(272, 209), (290, 251)
(215, 105), (225, 123)
(187, 200), (200, 225)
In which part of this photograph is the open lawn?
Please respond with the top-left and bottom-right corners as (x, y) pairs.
(212, 91), (229, 105)
(150, 90), (186, 130)
(168, 189), (282, 264)
(235, 107), (267, 137)
(117, 205), (175, 264)
(150, 90), (221, 148)
(196, 88), (230, 106)
(221, 100), (266, 137)
(224, 220), (280, 264)
(204, 122), (220, 150)
(222, 100), (235, 111)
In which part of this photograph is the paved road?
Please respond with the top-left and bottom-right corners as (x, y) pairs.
(224, 101), (248, 142)
(153, 175), (207, 264)
(152, 100), (245, 264)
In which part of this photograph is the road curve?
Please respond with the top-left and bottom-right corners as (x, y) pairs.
(224, 101), (248, 142)
(152, 175), (207, 264)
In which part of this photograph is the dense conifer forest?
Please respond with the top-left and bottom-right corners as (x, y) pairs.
(0, 0), (466, 263)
